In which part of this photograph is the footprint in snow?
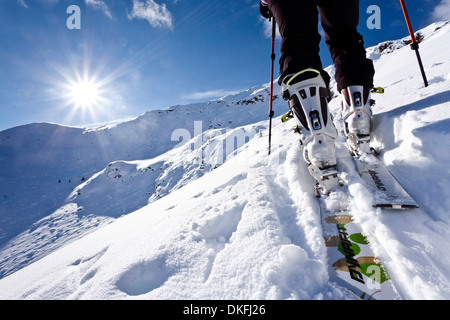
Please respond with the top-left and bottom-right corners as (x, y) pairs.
(116, 256), (172, 296)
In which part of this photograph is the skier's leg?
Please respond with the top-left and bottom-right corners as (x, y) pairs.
(318, 0), (374, 91)
(318, 0), (375, 153)
(266, 0), (330, 86)
(267, 0), (339, 191)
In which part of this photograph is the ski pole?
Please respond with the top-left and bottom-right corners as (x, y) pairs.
(268, 17), (276, 155)
(399, 0), (428, 87)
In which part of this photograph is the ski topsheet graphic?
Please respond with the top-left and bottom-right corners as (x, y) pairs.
(354, 153), (419, 209)
(319, 197), (401, 300)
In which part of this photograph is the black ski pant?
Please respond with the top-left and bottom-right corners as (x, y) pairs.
(267, 0), (375, 92)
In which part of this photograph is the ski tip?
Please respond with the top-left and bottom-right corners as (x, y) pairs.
(374, 203), (420, 210)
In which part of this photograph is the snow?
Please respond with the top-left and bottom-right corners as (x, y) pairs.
(0, 21), (449, 300)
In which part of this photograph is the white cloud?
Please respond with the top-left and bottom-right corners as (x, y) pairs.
(84, 0), (113, 19)
(432, 0), (450, 21)
(261, 17), (280, 39)
(127, 0), (173, 30)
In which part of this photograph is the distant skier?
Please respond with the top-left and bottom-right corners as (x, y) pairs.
(260, 0), (375, 191)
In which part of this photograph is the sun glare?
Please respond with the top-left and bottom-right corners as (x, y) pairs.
(53, 60), (122, 125)
(68, 79), (102, 109)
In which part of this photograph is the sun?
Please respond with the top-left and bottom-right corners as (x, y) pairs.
(53, 65), (117, 126)
(68, 79), (102, 109)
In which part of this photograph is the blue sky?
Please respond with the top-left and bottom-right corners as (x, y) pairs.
(0, 0), (447, 131)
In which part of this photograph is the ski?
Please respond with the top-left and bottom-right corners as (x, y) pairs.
(317, 135), (419, 299)
(339, 86), (419, 209)
(278, 71), (418, 298)
(352, 152), (419, 209)
(318, 188), (401, 300)
(316, 131), (418, 299)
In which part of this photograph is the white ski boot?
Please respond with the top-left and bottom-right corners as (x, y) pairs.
(341, 86), (373, 154)
(281, 69), (339, 193)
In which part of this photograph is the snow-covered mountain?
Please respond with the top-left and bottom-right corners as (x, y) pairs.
(0, 82), (283, 279)
(0, 21), (449, 300)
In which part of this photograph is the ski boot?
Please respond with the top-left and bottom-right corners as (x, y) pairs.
(341, 86), (373, 154)
(281, 69), (340, 194)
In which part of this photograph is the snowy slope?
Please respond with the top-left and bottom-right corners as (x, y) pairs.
(0, 21), (449, 299)
(0, 83), (284, 278)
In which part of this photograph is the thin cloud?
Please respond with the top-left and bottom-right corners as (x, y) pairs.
(127, 0), (174, 30)
(17, 0), (29, 8)
(17, 0), (113, 19)
(84, 0), (113, 19)
(182, 89), (240, 100)
(432, 0), (450, 21)
(261, 17), (280, 39)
